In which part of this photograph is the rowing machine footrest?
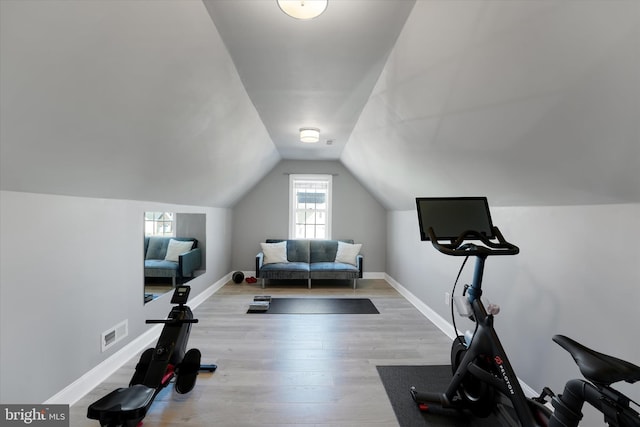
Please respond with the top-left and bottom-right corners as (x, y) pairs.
(175, 348), (201, 394)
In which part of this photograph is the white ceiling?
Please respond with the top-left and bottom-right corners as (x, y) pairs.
(203, 0), (415, 159)
(1, 0), (638, 209)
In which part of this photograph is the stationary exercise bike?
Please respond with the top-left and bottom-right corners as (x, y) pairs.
(409, 197), (640, 427)
(87, 285), (216, 427)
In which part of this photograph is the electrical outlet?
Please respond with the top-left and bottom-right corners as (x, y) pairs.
(445, 292), (450, 306)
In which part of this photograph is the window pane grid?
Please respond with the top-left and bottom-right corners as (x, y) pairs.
(289, 175), (331, 239)
(144, 212), (175, 237)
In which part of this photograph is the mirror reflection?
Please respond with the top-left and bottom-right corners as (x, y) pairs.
(143, 212), (206, 303)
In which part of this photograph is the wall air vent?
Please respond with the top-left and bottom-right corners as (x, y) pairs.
(101, 319), (128, 352)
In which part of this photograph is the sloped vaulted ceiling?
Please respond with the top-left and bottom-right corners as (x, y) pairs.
(202, 0), (415, 160)
(343, 1), (640, 209)
(0, 0), (280, 207)
(1, 1), (639, 210)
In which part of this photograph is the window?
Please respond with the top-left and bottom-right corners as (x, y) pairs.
(289, 174), (332, 239)
(144, 212), (175, 237)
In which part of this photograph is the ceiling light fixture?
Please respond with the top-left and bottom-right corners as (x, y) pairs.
(300, 128), (320, 143)
(277, 0), (328, 20)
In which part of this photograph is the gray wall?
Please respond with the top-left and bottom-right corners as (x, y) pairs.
(176, 213), (207, 270)
(387, 203), (640, 425)
(231, 160), (386, 274)
(0, 191), (233, 403)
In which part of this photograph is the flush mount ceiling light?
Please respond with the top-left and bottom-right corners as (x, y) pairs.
(300, 127), (320, 143)
(277, 0), (328, 20)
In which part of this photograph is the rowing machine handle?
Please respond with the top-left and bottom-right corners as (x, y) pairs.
(146, 319), (199, 324)
(427, 226), (519, 257)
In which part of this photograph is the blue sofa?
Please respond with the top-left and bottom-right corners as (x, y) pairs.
(256, 239), (363, 289)
(144, 236), (202, 286)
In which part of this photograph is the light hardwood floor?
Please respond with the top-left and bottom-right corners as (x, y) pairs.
(71, 279), (453, 426)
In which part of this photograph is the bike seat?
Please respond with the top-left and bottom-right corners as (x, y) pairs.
(553, 335), (640, 386)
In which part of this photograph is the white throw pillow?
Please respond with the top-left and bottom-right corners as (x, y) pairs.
(164, 239), (194, 262)
(261, 241), (289, 265)
(335, 241), (362, 266)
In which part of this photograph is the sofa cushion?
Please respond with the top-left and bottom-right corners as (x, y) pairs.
(145, 236), (196, 260)
(266, 239), (310, 263)
(144, 259), (178, 278)
(309, 262), (359, 280)
(164, 239), (194, 262)
(260, 262), (310, 280)
(309, 262), (358, 272)
(145, 236), (167, 260)
(335, 241), (362, 266)
(309, 239), (355, 263)
(261, 241), (289, 264)
(309, 240), (337, 263)
(287, 240), (310, 263)
(145, 259), (178, 268)
(261, 262), (310, 273)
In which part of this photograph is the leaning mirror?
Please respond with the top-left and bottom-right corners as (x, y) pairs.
(143, 212), (206, 304)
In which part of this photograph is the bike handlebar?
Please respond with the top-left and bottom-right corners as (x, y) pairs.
(427, 226), (519, 257)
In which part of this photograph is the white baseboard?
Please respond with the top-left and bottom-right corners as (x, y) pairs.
(384, 274), (460, 340)
(384, 273), (539, 399)
(45, 274), (230, 406)
(189, 272), (230, 307)
(44, 323), (162, 406)
(239, 271), (384, 280)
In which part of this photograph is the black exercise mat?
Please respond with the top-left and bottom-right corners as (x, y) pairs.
(247, 298), (379, 314)
(376, 365), (504, 427)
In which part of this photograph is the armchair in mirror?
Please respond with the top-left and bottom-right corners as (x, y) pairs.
(143, 212), (206, 304)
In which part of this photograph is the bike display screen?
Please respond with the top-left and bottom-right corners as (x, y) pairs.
(416, 197), (495, 241)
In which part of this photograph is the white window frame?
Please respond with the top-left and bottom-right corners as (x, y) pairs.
(289, 174), (332, 239)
